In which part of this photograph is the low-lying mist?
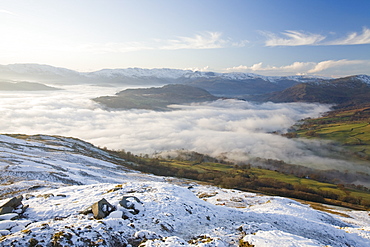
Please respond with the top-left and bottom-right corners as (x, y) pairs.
(1, 85), (369, 176)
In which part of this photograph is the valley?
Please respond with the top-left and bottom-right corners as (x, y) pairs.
(1, 0), (369, 246)
(0, 64), (370, 246)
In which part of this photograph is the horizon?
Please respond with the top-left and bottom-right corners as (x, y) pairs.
(1, 62), (369, 79)
(0, 0), (369, 77)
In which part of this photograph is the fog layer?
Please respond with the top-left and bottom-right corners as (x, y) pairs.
(1, 85), (368, 174)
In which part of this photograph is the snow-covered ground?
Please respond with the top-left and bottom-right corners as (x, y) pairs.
(0, 134), (369, 246)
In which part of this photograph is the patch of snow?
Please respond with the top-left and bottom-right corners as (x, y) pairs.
(243, 230), (321, 246)
(356, 75), (370, 85)
(0, 213), (18, 221)
(0, 134), (369, 246)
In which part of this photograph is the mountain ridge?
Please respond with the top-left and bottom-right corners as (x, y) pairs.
(2, 63), (370, 105)
(0, 63), (332, 82)
(253, 75), (370, 108)
(0, 64), (333, 94)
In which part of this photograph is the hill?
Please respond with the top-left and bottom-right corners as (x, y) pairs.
(256, 75), (370, 108)
(0, 81), (60, 91)
(0, 134), (369, 246)
(292, 106), (370, 158)
(93, 84), (220, 110)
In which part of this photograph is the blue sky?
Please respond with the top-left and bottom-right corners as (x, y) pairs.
(0, 0), (369, 77)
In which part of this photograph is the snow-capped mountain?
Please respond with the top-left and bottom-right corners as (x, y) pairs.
(0, 63), (328, 82)
(0, 63), (299, 80)
(0, 134), (369, 246)
(0, 63), (336, 96)
(1, 63), (370, 97)
(82, 67), (331, 84)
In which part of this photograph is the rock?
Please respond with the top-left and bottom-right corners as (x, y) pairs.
(36, 193), (54, 199)
(21, 204), (29, 214)
(0, 195), (23, 210)
(0, 195), (25, 215)
(79, 206), (93, 215)
(0, 207), (14, 215)
(91, 198), (115, 219)
(119, 196), (143, 215)
(119, 196), (142, 208)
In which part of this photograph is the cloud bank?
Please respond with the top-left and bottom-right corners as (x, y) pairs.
(1, 85), (369, 176)
(263, 27), (370, 46)
(226, 59), (370, 77)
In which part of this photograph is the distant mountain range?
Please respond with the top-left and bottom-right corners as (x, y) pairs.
(1, 64), (370, 108)
(0, 63), (330, 96)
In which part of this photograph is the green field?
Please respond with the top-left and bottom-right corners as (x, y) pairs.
(296, 107), (370, 157)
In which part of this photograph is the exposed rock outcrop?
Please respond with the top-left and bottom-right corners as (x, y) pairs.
(91, 198), (115, 219)
(119, 196), (143, 215)
(0, 195), (26, 216)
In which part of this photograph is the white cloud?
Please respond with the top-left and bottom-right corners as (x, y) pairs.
(328, 27), (370, 45)
(231, 40), (249, 47)
(3, 85), (368, 175)
(184, 66), (210, 72)
(226, 62), (315, 75)
(263, 27), (370, 46)
(225, 60), (370, 77)
(161, 32), (228, 50)
(0, 9), (15, 15)
(307, 59), (368, 73)
(263, 30), (325, 46)
(73, 32), (246, 53)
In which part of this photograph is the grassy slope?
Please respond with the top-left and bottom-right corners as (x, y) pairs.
(122, 156), (370, 210)
(295, 106), (370, 157)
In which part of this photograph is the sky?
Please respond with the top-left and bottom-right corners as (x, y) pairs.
(0, 0), (369, 77)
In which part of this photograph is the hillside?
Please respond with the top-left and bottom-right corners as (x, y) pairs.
(1, 134), (369, 246)
(258, 75), (370, 108)
(293, 106), (370, 158)
(93, 84), (220, 110)
(0, 81), (60, 91)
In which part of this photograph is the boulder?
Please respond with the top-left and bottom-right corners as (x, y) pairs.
(0, 207), (14, 215)
(91, 198), (115, 219)
(119, 196), (142, 215)
(0, 196), (23, 215)
(0, 195), (23, 209)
